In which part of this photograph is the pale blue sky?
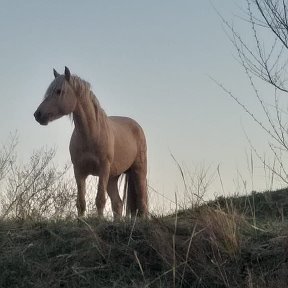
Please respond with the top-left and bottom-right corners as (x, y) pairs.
(0, 1), (276, 212)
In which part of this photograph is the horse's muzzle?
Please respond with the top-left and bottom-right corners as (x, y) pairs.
(34, 110), (48, 125)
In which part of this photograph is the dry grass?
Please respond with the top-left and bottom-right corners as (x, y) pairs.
(1, 190), (288, 288)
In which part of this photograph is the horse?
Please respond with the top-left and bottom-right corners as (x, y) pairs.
(34, 67), (148, 219)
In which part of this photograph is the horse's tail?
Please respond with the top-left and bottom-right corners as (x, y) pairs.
(122, 173), (128, 216)
(122, 171), (137, 217)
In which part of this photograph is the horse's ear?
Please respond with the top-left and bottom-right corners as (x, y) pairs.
(53, 68), (60, 78)
(64, 66), (71, 82)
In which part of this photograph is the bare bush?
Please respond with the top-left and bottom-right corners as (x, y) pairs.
(0, 136), (77, 220)
(170, 154), (215, 209)
(0, 133), (17, 182)
(215, 0), (288, 187)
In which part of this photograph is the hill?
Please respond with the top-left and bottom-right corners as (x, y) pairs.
(1, 189), (288, 287)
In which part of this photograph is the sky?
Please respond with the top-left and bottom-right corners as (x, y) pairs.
(0, 1), (282, 213)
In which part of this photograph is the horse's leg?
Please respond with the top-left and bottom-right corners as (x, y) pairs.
(96, 163), (110, 217)
(127, 172), (137, 217)
(131, 166), (148, 217)
(74, 167), (87, 217)
(107, 176), (123, 219)
(131, 146), (148, 217)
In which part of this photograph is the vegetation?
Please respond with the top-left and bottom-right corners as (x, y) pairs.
(1, 187), (288, 287)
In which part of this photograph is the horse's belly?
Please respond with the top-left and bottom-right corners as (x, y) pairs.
(110, 155), (135, 176)
(110, 137), (139, 175)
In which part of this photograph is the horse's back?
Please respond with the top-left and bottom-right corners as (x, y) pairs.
(108, 116), (146, 142)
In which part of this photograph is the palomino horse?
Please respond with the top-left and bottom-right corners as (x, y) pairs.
(34, 67), (148, 218)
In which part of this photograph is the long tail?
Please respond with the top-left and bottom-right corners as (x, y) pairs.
(122, 171), (137, 217)
(122, 173), (129, 216)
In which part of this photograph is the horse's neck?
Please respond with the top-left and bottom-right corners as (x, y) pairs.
(73, 92), (107, 142)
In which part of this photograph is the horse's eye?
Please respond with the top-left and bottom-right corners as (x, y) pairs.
(56, 89), (62, 95)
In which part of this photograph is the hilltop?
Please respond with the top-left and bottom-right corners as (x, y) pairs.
(1, 189), (288, 287)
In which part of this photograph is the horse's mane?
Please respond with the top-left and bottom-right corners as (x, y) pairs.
(69, 75), (107, 122)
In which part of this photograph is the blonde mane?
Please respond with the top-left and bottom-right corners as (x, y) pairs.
(68, 75), (107, 122)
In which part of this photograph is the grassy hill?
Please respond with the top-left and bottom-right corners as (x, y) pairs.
(1, 189), (288, 287)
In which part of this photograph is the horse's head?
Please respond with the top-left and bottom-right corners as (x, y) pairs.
(34, 67), (77, 125)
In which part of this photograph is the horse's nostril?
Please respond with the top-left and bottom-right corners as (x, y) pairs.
(34, 110), (41, 120)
